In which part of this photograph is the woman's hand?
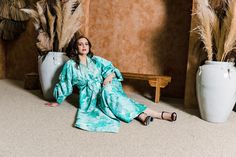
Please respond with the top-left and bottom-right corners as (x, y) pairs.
(103, 73), (115, 86)
(45, 102), (59, 107)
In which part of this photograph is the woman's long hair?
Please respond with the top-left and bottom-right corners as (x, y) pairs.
(66, 36), (94, 65)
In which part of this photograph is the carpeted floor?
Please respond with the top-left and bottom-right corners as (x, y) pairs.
(0, 79), (236, 157)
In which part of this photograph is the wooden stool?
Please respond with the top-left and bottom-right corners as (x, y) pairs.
(121, 72), (171, 103)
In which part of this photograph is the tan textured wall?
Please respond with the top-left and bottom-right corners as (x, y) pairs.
(89, 0), (192, 98)
(0, 39), (6, 79)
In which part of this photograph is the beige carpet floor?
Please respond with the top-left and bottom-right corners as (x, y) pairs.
(0, 79), (236, 157)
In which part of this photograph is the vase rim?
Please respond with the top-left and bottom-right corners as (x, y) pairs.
(205, 61), (235, 66)
(48, 51), (66, 54)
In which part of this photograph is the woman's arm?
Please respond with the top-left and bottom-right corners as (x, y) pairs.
(51, 60), (75, 105)
(103, 73), (115, 86)
(94, 56), (123, 81)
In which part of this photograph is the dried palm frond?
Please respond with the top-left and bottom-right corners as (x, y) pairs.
(71, 0), (80, 13)
(59, 0), (84, 51)
(0, 0), (30, 21)
(54, 0), (63, 49)
(0, 0), (10, 18)
(20, 8), (40, 30)
(221, 0), (236, 61)
(214, 1), (229, 60)
(36, 30), (51, 52)
(36, 1), (47, 32)
(194, 0), (215, 61)
(0, 20), (26, 40)
(210, 0), (228, 20)
(0, 0), (31, 40)
(194, 0), (236, 62)
(20, 0), (84, 53)
(209, 0), (228, 9)
(12, 0), (30, 8)
(9, 4), (30, 21)
(21, 0), (53, 51)
(21, 1), (56, 52)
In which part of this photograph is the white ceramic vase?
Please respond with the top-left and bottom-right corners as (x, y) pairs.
(196, 61), (236, 123)
(38, 52), (69, 100)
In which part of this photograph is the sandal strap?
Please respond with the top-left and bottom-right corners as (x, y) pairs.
(171, 112), (177, 121)
(161, 111), (165, 119)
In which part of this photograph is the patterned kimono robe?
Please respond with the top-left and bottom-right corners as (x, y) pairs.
(53, 56), (147, 133)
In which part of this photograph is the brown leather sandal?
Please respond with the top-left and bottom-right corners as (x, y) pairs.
(161, 111), (177, 121)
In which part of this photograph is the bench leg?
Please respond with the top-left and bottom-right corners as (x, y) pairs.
(155, 86), (161, 103)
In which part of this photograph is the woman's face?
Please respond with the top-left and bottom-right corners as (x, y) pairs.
(77, 38), (89, 55)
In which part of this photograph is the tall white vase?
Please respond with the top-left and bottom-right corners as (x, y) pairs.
(196, 61), (236, 123)
(38, 52), (69, 100)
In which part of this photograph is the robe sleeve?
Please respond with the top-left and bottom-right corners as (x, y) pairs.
(95, 56), (123, 81)
(53, 60), (75, 104)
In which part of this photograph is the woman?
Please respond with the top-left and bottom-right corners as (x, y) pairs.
(47, 36), (177, 133)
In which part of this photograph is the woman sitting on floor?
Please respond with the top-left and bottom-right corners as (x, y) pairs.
(46, 36), (177, 133)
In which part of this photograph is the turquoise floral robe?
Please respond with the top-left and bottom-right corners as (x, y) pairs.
(53, 56), (147, 133)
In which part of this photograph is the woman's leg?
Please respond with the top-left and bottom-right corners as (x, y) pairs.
(143, 108), (177, 121)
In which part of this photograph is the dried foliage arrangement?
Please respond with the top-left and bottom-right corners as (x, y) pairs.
(21, 0), (84, 55)
(194, 0), (236, 62)
(0, 0), (30, 40)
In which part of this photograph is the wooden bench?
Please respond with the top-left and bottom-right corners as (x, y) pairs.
(121, 72), (171, 103)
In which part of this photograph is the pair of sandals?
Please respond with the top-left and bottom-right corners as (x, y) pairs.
(139, 111), (177, 126)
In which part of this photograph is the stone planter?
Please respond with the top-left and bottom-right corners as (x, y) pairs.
(38, 52), (69, 100)
(196, 61), (236, 123)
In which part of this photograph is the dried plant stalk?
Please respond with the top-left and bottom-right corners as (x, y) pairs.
(46, 4), (56, 51)
(21, 0), (84, 54)
(195, 0), (215, 61)
(194, 0), (236, 61)
(0, 0), (30, 21)
(222, 0), (236, 61)
(209, 0), (228, 9)
(21, 8), (40, 30)
(59, 0), (84, 51)
(36, 1), (47, 32)
(216, 24), (226, 60)
(21, 2), (53, 53)
(211, 9), (220, 57)
(54, 0), (63, 50)
(36, 31), (51, 52)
